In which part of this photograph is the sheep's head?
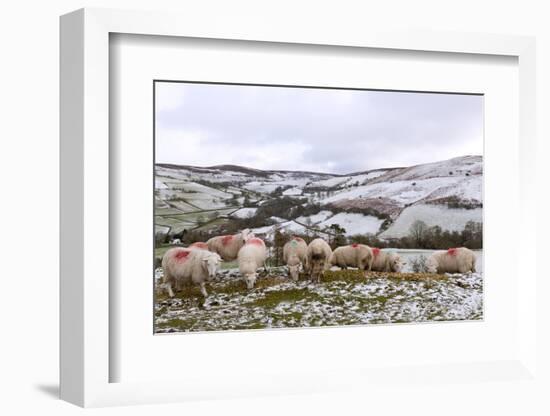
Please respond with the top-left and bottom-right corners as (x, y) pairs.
(426, 257), (438, 274)
(239, 228), (254, 244)
(390, 254), (405, 272)
(288, 264), (301, 281)
(202, 253), (221, 279)
(243, 272), (257, 289)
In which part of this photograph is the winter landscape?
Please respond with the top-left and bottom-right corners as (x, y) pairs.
(154, 81), (484, 333)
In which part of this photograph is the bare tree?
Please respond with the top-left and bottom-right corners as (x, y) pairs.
(409, 220), (429, 248)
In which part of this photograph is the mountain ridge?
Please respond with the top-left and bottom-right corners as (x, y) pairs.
(155, 155), (483, 240)
(155, 155), (482, 178)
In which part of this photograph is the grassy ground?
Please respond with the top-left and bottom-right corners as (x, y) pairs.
(154, 268), (483, 333)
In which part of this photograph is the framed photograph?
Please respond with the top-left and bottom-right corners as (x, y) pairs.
(152, 80), (484, 334)
(60, 8), (539, 407)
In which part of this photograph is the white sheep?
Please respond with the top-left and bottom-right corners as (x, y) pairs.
(207, 229), (253, 261)
(188, 241), (209, 250)
(371, 248), (405, 272)
(283, 236), (308, 280)
(238, 237), (267, 289)
(161, 247), (221, 297)
(426, 247), (477, 274)
(170, 238), (182, 245)
(329, 243), (373, 271)
(306, 238), (333, 283)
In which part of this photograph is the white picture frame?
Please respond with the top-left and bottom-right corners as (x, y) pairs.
(60, 7), (539, 408)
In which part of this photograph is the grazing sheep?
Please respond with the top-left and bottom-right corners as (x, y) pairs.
(370, 248), (405, 272)
(329, 243), (373, 271)
(161, 247), (221, 297)
(283, 236), (308, 280)
(238, 237), (267, 289)
(189, 241), (209, 250)
(170, 238), (182, 245)
(306, 238), (332, 283)
(426, 247), (477, 274)
(207, 229), (253, 261)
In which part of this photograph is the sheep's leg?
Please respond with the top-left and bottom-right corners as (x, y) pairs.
(162, 273), (176, 297)
(199, 282), (208, 298)
(166, 283), (175, 298)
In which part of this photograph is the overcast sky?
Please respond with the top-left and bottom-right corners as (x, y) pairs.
(155, 82), (483, 174)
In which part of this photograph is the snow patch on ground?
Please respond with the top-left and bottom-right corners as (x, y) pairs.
(231, 207), (258, 218)
(318, 213), (384, 236)
(380, 204), (482, 239)
(242, 182), (280, 193)
(155, 179), (168, 189)
(283, 187), (303, 196)
(321, 176), (470, 206)
(155, 265), (483, 333)
(296, 210), (333, 225)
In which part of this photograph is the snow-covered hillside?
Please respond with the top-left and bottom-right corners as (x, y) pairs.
(155, 155), (482, 239)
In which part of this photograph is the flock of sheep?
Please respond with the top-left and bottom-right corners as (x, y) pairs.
(160, 228), (477, 298)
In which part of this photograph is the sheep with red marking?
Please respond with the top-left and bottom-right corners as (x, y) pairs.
(370, 248), (405, 272)
(426, 247), (477, 274)
(306, 238), (333, 283)
(329, 243), (373, 271)
(161, 247), (221, 297)
(283, 237), (308, 280)
(238, 237), (267, 289)
(207, 229), (253, 261)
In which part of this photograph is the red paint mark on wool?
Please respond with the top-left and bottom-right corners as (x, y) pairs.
(247, 237), (265, 246)
(221, 235), (233, 246)
(293, 236), (304, 242)
(174, 250), (191, 261)
(351, 243), (359, 248)
(190, 242), (208, 249)
(447, 248), (458, 256)
(372, 247), (380, 257)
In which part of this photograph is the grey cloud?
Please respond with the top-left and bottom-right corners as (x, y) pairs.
(155, 82), (483, 174)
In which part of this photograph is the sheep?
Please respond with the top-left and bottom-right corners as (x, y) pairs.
(329, 243), (373, 271)
(306, 238), (332, 283)
(283, 236), (308, 280)
(426, 247), (477, 274)
(238, 237), (267, 289)
(170, 238), (182, 245)
(207, 229), (253, 261)
(189, 241), (209, 250)
(161, 247), (221, 298)
(370, 248), (405, 272)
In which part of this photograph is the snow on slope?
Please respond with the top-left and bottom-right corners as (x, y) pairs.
(370, 155), (482, 183)
(318, 213), (384, 236)
(319, 156), (482, 209)
(231, 207), (258, 218)
(379, 204), (482, 239)
(321, 176), (466, 206)
(296, 210), (333, 225)
(251, 221), (311, 240)
(307, 170), (388, 189)
(282, 187), (303, 196)
(155, 155), (482, 237)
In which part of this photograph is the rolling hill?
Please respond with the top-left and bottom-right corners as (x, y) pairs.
(155, 155), (482, 241)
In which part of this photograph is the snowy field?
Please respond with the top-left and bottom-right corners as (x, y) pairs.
(379, 204), (482, 239)
(317, 212), (384, 236)
(155, 249), (483, 333)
